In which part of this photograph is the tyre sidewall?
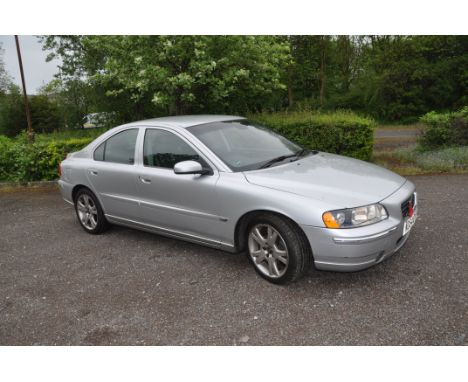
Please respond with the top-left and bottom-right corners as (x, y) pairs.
(246, 213), (307, 284)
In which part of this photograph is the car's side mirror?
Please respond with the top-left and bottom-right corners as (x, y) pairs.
(173, 160), (211, 175)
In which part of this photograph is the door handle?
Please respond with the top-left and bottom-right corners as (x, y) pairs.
(89, 170), (98, 176)
(139, 176), (151, 184)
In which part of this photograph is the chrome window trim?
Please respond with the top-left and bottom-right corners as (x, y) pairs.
(92, 127), (140, 166)
(141, 127), (215, 172)
(174, 127), (232, 173)
(85, 123), (232, 172)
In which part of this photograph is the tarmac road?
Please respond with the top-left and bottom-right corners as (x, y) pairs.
(0, 175), (467, 345)
(374, 127), (421, 151)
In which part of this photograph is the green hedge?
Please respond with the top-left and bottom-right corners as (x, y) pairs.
(419, 107), (468, 150)
(250, 111), (375, 161)
(0, 136), (92, 181)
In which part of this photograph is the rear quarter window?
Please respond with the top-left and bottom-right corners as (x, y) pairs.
(93, 142), (105, 161)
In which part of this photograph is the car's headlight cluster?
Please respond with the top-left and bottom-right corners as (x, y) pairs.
(322, 203), (388, 228)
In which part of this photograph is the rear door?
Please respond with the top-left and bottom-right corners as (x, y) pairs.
(87, 128), (141, 220)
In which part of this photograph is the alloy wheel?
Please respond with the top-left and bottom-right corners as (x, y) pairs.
(248, 224), (289, 278)
(76, 194), (98, 230)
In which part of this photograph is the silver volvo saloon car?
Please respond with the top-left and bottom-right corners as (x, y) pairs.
(59, 115), (417, 284)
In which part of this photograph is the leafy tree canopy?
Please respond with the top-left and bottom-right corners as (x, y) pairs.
(37, 35), (468, 124)
(0, 42), (12, 93)
(42, 35), (291, 118)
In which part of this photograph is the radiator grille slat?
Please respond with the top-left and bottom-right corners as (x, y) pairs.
(401, 193), (415, 217)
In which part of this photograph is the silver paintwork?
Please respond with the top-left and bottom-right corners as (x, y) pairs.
(332, 226), (398, 243)
(173, 160), (204, 175)
(59, 115), (417, 272)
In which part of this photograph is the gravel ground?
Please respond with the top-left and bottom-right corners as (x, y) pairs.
(0, 175), (467, 345)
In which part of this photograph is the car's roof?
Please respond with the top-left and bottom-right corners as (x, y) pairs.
(124, 115), (245, 129)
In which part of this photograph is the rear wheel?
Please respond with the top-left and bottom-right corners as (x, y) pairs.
(74, 188), (109, 234)
(246, 213), (310, 284)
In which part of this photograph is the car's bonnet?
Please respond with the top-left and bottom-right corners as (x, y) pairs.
(243, 152), (406, 208)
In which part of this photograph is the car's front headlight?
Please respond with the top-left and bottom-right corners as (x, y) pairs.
(322, 203), (388, 228)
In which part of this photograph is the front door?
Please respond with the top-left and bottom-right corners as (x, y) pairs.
(135, 128), (222, 243)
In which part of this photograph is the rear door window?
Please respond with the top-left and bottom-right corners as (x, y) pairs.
(93, 129), (138, 164)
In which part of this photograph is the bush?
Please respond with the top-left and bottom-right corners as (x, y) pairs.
(419, 107), (468, 150)
(0, 135), (92, 182)
(250, 111), (375, 161)
(33, 127), (107, 143)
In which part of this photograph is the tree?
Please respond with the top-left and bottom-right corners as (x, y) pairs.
(289, 36), (321, 106)
(0, 84), (25, 136)
(0, 84), (61, 136)
(39, 35), (468, 124)
(289, 36), (334, 108)
(347, 35), (468, 121)
(29, 94), (61, 133)
(42, 35), (291, 118)
(41, 78), (91, 129)
(0, 42), (12, 93)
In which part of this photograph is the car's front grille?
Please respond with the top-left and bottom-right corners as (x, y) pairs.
(401, 193), (415, 217)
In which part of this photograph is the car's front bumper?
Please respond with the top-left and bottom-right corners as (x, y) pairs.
(301, 180), (416, 272)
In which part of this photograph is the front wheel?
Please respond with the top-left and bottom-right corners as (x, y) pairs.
(74, 188), (109, 234)
(246, 213), (311, 284)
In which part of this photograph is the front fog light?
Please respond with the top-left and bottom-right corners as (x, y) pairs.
(322, 203), (388, 228)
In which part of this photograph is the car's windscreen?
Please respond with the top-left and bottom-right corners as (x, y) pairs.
(187, 120), (302, 171)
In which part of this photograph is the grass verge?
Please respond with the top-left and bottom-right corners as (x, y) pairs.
(373, 145), (468, 175)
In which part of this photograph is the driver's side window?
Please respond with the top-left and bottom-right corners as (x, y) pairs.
(143, 129), (207, 169)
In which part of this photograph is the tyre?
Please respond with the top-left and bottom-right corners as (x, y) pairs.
(246, 213), (311, 284)
(74, 188), (109, 234)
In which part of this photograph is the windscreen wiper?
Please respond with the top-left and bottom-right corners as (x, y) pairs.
(259, 153), (300, 169)
(259, 149), (317, 169)
(294, 148), (308, 157)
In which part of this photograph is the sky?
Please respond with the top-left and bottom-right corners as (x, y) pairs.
(0, 35), (61, 94)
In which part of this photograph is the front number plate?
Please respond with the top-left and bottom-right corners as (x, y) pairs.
(403, 209), (417, 235)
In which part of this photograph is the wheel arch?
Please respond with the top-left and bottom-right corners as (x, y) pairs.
(71, 184), (94, 203)
(234, 209), (312, 256)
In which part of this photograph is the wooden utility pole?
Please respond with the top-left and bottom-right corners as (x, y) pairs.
(15, 35), (34, 143)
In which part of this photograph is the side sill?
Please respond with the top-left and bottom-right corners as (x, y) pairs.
(105, 214), (235, 252)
